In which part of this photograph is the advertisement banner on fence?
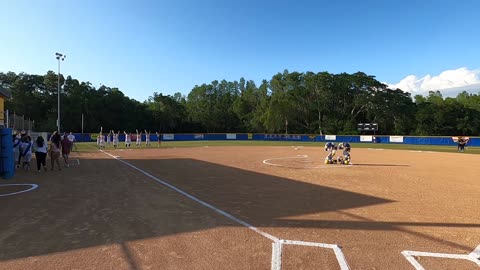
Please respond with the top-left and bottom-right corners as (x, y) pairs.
(194, 134), (204, 140)
(163, 134), (174, 140)
(226, 134), (236, 140)
(325, 135), (336, 140)
(248, 133), (253, 140)
(360, 135), (373, 142)
(390, 136), (404, 143)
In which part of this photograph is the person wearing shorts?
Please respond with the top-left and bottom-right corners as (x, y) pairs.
(61, 135), (72, 167)
(49, 133), (62, 171)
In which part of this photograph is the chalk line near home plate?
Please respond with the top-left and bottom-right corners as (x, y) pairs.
(99, 149), (350, 270)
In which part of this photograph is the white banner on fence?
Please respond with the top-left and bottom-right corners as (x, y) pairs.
(390, 136), (404, 143)
(325, 135), (336, 140)
(360, 135), (373, 142)
(226, 134), (236, 140)
(163, 134), (174, 140)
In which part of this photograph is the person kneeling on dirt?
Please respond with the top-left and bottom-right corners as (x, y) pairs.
(324, 142), (337, 164)
(337, 142), (351, 165)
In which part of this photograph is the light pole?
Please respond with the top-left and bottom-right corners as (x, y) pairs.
(55, 52), (66, 133)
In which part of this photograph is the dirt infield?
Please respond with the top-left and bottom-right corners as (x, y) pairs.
(1, 146), (479, 269)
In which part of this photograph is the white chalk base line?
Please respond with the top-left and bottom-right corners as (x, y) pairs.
(101, 149), (477, 270)
(100, 150), (349, 270)
(271, 239), (350, 270)
(99, 149), (278, 242)
(402, 245), (480, 270)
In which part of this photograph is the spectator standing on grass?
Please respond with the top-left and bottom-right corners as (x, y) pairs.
(34, 136), (48, 172)
(49, 133), (62, 171)
(61, 135), (73, 167)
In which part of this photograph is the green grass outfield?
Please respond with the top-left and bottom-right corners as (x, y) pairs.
(74, 141), (480, 155)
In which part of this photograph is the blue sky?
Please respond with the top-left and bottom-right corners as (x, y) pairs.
(1, 0), (479, 101)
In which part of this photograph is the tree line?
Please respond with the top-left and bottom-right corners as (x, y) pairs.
(1, 70), (479, 136)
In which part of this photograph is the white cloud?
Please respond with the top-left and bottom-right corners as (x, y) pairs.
(387, 67), (480, 96)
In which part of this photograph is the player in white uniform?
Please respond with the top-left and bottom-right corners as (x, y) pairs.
(112, 130), (119, 149)
(124, 131), (131, 148)
(135, 129), (142, 147)
(106, 130), (112, 146)
(98, 127), (105, 148)
(144, 130), (151, 146)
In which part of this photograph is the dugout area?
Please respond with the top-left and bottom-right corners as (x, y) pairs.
(1, 146), (479, 269)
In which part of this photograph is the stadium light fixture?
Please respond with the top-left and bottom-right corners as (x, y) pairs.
(55, 53), (66, 133)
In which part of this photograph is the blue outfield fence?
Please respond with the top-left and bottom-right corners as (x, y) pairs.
(65, 133), (480, 147)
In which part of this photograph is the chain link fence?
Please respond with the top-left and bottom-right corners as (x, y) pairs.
(2, 110), (35, 132)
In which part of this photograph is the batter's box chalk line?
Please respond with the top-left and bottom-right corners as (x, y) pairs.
(271, 239), (350, 270)
(402, 244), (480, 270)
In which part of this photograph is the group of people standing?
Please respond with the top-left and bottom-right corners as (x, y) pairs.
(96, 128), (161, 149)
(13, 131), (76, 172)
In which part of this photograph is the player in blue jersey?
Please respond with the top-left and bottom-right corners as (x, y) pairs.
(337, 142), (351, 165)
(324, 142), (337, 164)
